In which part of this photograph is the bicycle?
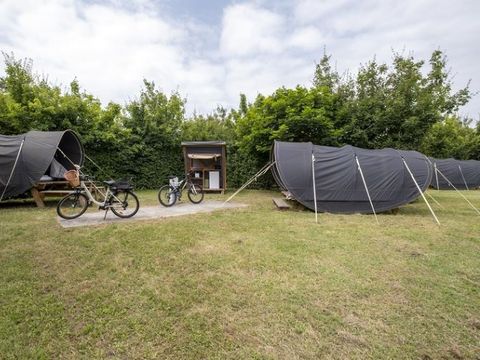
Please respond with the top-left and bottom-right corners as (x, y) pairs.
(158, 172), (204, 207)
(56, 167), (140, 220)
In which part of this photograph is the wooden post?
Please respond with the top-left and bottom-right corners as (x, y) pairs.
(182, 145), (188, 176)
(31, 187), (45, 208)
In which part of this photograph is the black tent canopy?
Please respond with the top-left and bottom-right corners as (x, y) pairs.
(0, 130), (84, 200)
(272, 141), (433, 214)
(430, 158), (480, 190)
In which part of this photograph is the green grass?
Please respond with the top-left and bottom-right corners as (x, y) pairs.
(0, 190), (479, 359)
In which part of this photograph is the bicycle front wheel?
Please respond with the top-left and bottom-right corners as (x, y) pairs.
(110, 190), (140, 218)
(158, 185), (177, 207)
(188, 184), (204, 204)
(57, 193), (89, 220)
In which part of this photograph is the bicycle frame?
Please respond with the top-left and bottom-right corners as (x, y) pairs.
(171, 176), (199, 197)
(72, 180), (123, 208)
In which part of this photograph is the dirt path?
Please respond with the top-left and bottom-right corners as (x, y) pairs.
(58, 200), (247, 228)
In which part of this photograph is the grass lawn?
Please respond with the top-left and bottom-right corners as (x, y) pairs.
(0, 189), (479, 359)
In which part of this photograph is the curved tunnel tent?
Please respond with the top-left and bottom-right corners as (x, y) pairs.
(272, 141), (433, 214)
(431, 158), (480, 190)
(0, 130), (84, 199)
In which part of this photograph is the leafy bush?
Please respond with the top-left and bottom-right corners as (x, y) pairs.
(0, 50), (477, 190)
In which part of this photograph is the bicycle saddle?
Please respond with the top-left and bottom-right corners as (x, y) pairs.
(103, 180), (116, 186)
(168, 175), (177, 179)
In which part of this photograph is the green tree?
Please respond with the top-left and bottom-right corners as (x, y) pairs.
(0, 53), (130, 183)
(0, 49), (476, 191)
(237, 86), (340, 155)
(118, 80), (187, 187)
(313, 53), (339, 90)
(182, 106), (235, 142)
(0, 53), (106, 138)
(123, 80), (185, 145)
(342, 50), (472, 150)
(239, 94), (248, 116)
(234, 86), (341, 187)
(420, 117), (479, 159)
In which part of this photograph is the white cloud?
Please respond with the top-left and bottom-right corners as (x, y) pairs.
(0, 0), (478, 119)
(287, 26), (328, 51)
(0, 0), (216, 111)
(294, 0), (352, 25)
(220, 3), (284, 57)
(289, 0), (480, 118)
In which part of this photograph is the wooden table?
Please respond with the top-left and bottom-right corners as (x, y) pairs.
(31, 181), (105, 207)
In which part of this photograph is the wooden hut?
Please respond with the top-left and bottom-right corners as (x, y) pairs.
(181, 141), (227, 193)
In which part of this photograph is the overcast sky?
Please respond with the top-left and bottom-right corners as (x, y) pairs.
(0, 0), (479, 119)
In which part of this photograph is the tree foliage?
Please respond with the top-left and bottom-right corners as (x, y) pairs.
(0, 50), (477, 190)
(345, 51), (471, 149)
(421, 117), (479, 159)
(234, 50), (475, 184)
(182, 106), (236, 143)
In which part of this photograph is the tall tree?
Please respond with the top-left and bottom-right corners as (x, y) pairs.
(342, 50), (472, 149)
(182, 106), (235, 142)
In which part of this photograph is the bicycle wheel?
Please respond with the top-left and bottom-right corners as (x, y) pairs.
(158, 185), (177, 207)
(57, 193), (89, 220)
(188, 184), (204, 204)
(110, 190), (140, 218)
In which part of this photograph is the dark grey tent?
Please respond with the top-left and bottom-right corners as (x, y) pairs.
(0, 130), (84, 200)
(430, 158), (480, 190)
(271, 141), (433, 214)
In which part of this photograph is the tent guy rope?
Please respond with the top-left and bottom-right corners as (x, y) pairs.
(56, 147), (109, 199)
(355, 155), (379, 224)
(425, 191), (444, 209)
(434, 162), (440, 190)
(458, 165), (469, 190)
(402, 158), (440, 225)
(435, 167), (480, 215)
(223, 161), (275, 204)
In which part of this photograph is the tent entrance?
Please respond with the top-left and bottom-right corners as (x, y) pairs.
(0, 130), (84, 201)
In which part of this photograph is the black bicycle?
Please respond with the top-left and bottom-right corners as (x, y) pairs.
(158, 172), (204, 207)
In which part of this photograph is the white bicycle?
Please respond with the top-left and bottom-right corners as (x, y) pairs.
(56, 168), (139, 220)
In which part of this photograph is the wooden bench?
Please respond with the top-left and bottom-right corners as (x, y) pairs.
(31, 181), (70, 208)
(31, 180), (105, 207)
(272, 197), (291, 210)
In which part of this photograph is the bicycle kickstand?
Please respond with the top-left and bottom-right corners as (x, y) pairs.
(103, 207), (109, 220)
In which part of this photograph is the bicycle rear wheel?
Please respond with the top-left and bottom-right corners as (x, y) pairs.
(158, 185), (177, 207)
(57, 193), (89, 220)
(188, 184), (204, 204)
(110, 190), (140, 218)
